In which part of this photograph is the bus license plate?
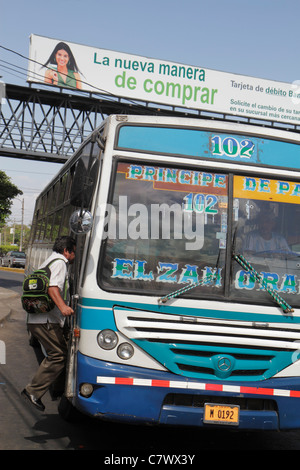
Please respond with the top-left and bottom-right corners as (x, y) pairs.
(204, 403), (240, 426)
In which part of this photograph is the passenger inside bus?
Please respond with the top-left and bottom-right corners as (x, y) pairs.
(243, 210), (291, 256)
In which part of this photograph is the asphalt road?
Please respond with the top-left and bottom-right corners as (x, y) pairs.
(1, 269), (300, 452)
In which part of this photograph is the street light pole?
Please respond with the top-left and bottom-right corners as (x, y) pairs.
(20, 198), (24, 252)
(14, 197), (24, 252)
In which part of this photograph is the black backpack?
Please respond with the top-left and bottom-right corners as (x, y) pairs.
(22, 258), (66, 314)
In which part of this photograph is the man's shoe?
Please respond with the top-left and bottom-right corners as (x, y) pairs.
(21, 388), (45, 412)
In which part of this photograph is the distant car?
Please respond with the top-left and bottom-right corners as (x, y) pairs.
(2, 251), (26, 268)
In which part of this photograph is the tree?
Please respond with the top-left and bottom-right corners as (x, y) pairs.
(0, 171), (23, 226)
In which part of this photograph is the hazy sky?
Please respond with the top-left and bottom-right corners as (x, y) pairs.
(1, 0), (300, 224)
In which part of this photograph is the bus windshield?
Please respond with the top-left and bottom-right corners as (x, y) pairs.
(231, 175), (300, 308)
(99, 162), (300, 308)
(99, 161), (228, 298)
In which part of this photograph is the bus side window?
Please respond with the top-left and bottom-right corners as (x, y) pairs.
(70, 142), (100, 209)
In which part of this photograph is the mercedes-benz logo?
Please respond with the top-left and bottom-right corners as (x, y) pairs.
(217, 356), (232, 371)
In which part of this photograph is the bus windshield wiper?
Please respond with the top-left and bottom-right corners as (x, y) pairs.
(233, 253), (294, 314)
(158, 272), (217, 304)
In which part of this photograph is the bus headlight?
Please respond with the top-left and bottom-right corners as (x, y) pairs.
(97, 329), (118, 350)
(117, 342), (134, 360)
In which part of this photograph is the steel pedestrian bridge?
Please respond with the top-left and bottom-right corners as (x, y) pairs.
(0, 83), (199, 164)
(1, 83), (298, 164)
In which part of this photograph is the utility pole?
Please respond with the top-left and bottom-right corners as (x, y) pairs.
(20, 198), (24, 252)
(14, 197), (24, 251)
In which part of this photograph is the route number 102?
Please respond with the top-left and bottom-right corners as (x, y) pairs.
(211, 135), (255, 159)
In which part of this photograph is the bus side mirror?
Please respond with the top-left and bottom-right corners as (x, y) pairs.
(69, 209), (93, 234)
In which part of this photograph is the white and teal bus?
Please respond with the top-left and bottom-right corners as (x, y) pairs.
(26, 114), (300, 429)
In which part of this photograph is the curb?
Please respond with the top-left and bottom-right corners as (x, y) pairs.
(0, 267), (25, 273)
(0, 288), (20, 324)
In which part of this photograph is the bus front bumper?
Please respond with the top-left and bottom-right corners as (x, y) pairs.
(74, 352), (300, 430)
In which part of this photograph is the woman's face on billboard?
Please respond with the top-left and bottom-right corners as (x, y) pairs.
(55, 49), (69, 67)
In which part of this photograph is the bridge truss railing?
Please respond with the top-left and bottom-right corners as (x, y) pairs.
(1, 83), (299, 164)
(0, 84), (197, 163)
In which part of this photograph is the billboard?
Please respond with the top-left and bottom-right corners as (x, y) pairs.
(28, 34), (300, 125)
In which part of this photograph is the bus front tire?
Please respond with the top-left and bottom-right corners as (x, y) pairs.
(58, 394), (82, 422)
